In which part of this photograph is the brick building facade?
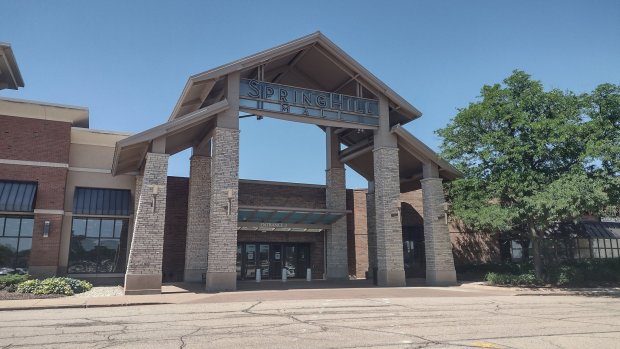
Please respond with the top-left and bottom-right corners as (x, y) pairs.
(2, 33), (469, 295)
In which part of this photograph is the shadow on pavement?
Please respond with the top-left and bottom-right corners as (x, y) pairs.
(163, 278), (431, 294)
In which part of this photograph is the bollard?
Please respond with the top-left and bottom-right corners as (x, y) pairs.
(306, 268), (312, 281)
(282, 268), (287, 282)
(255, 269), (261, 282)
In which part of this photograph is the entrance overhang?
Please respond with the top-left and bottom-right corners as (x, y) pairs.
(238, 205), (349, 232)
(112, 99), (229, 175)
(168, 32), (422, 127)
(0, 43), (24, 90)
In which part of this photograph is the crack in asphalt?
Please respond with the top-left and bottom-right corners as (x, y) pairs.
(178, 328), (201, 349)
(1, 297), (619, 348)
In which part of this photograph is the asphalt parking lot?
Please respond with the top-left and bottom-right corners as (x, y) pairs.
(1, 291), (619, 348)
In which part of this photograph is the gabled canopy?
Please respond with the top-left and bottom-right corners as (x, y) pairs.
(342, 125), (462, 192)
(0, 43), (24, 90)
(112, 100), (228, 175)
(168, 32), (422, 127)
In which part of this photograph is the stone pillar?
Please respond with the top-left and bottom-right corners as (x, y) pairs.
(373, 147), (406, 287)
(421, 165), (457, 286)
(372, 95), (405, 287)
(325, 127), (348, 279)
(124, 152), (169, 295)
(366, 181), (377, 280)
(204, 72), (240, 292)
(183, 154), (211, 282)
(205, 127), (239, 291)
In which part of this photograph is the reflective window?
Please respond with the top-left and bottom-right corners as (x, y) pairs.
(68, 218), (128, 274)
(0, 216), (33, 275)
(510, 240), (524, 262)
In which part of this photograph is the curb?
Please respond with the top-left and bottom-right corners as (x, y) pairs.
(0, 302), (169, 312)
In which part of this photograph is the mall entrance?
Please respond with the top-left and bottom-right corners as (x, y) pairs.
(236, 242), (310, 280)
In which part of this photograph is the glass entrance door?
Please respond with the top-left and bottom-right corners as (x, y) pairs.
(237, 242), (310, 280)
(283, 245), (309, 279)
(244, 243), (257, 279)
(258, 244), (270, 279)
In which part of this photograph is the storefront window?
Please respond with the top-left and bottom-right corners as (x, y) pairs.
(68, 217), (128, 274)
(0, 216), (33, 275)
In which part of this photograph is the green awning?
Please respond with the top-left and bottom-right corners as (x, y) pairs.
(238, 205), (349, 232)
(0, 180), (37, 212)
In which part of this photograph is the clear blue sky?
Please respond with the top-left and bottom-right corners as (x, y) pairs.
(1, 0), (619, 188)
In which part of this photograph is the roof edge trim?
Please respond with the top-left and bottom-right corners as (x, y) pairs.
(391, 124), (463, 179)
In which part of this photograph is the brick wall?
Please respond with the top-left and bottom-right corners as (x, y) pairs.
(346, 189), (368, 278)
(0, 115), (71, 163)
(346, 187), (501, 277)
(239, 181), (325, 209)
(0, 116), (71, 275)
(162, 178), (328, 281)
(163, 176), (189, 282)
(0, 164), (68, 211)
(30, 214), (63, 269)
(450, 230), (501, 266)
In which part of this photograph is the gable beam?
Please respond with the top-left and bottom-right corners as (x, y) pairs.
(272, 44), (314, 83)
(291, 66), (328, 91)
(333, 74), (360, 93)
(314, 45), (381, 97)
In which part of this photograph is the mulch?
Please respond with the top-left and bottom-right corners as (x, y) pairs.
(0, 291), (65, 301)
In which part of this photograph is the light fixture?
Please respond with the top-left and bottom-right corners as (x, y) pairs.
(43, 221), (50, 238)
(226, 189), (233, 216)
(152, 185), (159, 212)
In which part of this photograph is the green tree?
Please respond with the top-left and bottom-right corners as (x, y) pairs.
(437, 71), (617, 279)
(584, 84), (620, 205)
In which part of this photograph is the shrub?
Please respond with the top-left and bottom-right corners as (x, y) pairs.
(16, 279), (42, 293)
(0, 274), (29, 291)
(57, 277), (93, 294)
(34, 278), (74, 296)
(15, 277), (92, 296)
(485, 271), (541, 286)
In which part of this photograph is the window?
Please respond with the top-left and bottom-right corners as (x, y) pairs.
(68, 187), (131, 274)
(68, 217), (128, 274)
(0, 216), (33, 275)
(509, 240), (524, 262)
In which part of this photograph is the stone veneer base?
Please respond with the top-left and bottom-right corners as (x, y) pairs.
(377, 269), (406, 287)
(184, 269), (206, 282)
(426, 269), (457, 286)
(205, 271), (237, 292)
(124, 273), (163, 295)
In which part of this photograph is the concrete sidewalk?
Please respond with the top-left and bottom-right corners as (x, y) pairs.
(1, 279), (617, 311)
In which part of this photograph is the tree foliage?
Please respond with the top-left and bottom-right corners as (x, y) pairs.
(437, 71), (619, 277)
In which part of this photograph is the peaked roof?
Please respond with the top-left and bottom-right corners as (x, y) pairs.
(168, 32), (422, 124)
(0, 42), (25, 90)
(112, 100), (229, 175)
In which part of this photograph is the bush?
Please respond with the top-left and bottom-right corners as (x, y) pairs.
(16, 279), (42, 293)
(485, 271), (542, 286)
(57, 277), (93, 294)
(546, 259), (620, 286)
(15, 277), (92, 296)
(457, 262), (534, 281)
(0, 274), (29, 291)
(34, 278), (74, 296)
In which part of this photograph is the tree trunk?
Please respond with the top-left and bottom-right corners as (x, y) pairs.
(530, 226), (543, 280)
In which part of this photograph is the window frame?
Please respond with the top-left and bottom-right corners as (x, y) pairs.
(0, 214), (34, 274)
(67, 215), (130, 275)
